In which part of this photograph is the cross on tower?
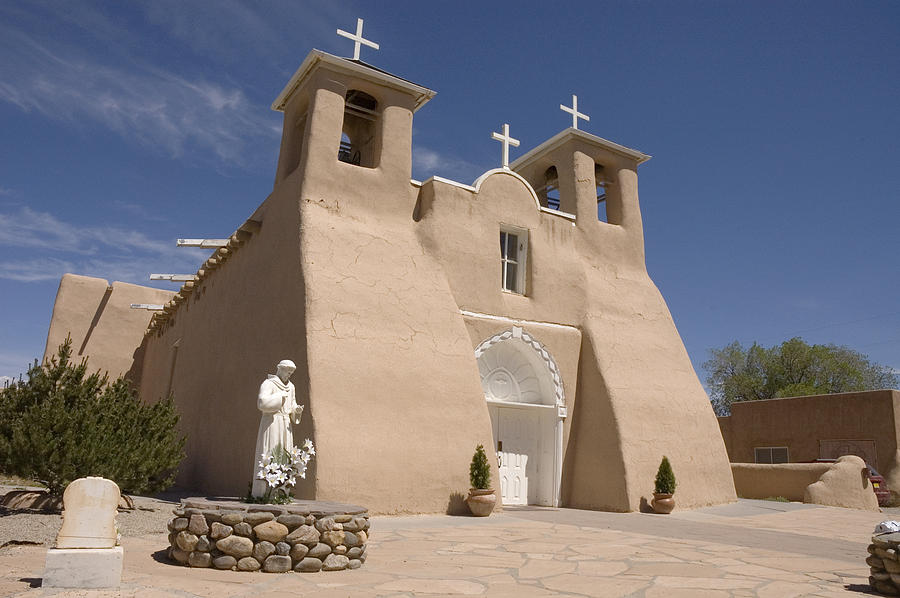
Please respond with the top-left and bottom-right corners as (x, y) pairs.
(491, 123), (520, 169)
(560, 94), (590, 130)
(336, 18), (380, 61)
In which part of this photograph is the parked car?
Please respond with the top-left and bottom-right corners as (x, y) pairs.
(810, 459), (891, 506)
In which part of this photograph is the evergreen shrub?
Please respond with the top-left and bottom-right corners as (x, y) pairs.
(469, 444), (491, 489)
(0, 337), (185, 496)
(654, 456), (676, 495)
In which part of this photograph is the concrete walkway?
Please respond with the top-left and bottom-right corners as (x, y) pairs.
(0, 500), (887, 597)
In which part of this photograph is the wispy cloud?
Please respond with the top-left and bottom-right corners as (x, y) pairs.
(0, 349), (36, 382)
(0, 207), (208, 283)
(413, 147), (485, 184)
(139, 1), (345, 63)
(0, 187), (12, 196)
(0, 27), (280, 167)
(109, 200), (167, 223)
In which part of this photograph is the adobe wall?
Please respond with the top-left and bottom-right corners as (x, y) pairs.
(731, 462), (830, 501)
(139, 169), (310, 499)
(44, 274), (173, 382)
(415, 144), (736, 511)
(289, 72), (498, 514)
(717, 390), (900, 490)
(732, 458), (879, 510)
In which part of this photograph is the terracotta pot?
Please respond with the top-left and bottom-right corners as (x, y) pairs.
(651, 492), (675, 514)
(466, 488), (497, 517)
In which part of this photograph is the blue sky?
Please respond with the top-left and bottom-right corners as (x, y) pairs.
(1, 1), (898, 388)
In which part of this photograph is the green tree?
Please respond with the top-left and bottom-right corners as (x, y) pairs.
(704, 337), (898, 416)
(0, 337), (185, 495)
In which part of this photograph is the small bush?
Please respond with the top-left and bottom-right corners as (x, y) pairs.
(469, 445), (491, 489)
(0, 338), (185, 496)
(762, 496), (790, 502)
(654, 456), (676, 495)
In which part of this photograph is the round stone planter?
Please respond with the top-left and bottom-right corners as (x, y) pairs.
(466, 488), (496, 517)
(165, 498), (369, 573)
(651, 493), (675, 514)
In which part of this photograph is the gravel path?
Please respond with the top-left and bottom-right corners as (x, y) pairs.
(0, 486), (177, 548)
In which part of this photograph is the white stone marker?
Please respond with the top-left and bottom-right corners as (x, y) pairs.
(43, 477), (123, 588)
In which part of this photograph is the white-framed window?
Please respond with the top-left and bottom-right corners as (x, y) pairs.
(500, 228), (527, 294)
(754, 446), (789, 464)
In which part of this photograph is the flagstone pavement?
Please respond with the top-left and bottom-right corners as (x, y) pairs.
(0, 499), (889, 597)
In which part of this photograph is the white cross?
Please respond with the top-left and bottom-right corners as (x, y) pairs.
(336, 18), (380, 61)
(491, 123), (520, 169)
(560, 94), (590, 130)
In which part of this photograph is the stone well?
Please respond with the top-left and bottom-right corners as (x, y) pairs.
(166, 498), (369, 573)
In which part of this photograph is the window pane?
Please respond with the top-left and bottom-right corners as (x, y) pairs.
(772, 448), (788, 464)
(500, 232), (507, 256)
(754, 448), (772, 464)
(504, 263), (517, 292)
(507, 234), (518, 261)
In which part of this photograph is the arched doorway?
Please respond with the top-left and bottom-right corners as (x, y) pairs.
(475, 326), (566, 506)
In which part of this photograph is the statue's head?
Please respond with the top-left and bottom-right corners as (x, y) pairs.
(276, 359), (296, 382)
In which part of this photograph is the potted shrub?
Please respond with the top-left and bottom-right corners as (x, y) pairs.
(466, 445), (496, 516)
(651, 456), (676, 514)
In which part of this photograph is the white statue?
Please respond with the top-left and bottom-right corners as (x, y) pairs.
(251, 360), (303, 497)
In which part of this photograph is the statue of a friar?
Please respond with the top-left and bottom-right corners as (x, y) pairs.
(251, 359), (304, 498)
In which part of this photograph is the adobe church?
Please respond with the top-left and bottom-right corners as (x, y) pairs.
(42, 25), (736, 514)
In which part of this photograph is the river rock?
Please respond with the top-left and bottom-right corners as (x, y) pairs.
(343, 531), (360, 547)
(170, 547), (189, 564)
(348, 559), (362, 569)
(321, 530), (345, 547)
(253, 541), (276, 561)
(295, 557), (323, 572)
(868, 555), (886, 569)
(210, 522), (233, 540)
(347, 546), (363, 559)
(172, 517), (188, 531)
(221, 512), (244, 526)
(322, 554), (350, 571)
(315, 517), (341, 532)
(308, 543), (331, 559)
(175, 531), (199, 552)
(290, 543), (309, 562)
(213, 555), (237, 570)
(233, 522), (253, 537)
(216, 535), (254, 558)
(254, 520), (289, 543)
(276, 541), (290, 555)
(237, 557), (261, 571)
(188, 514), (209, 536)
(263, 555), (292, 573)
(286, 525), (319, 544)
(188, 551), (211, 568)
(244, 512), (275, 526)
(276, 514), (305, 531)
(196, 535), (211, 552)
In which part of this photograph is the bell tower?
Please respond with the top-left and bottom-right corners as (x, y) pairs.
(271, 38), (434, 216)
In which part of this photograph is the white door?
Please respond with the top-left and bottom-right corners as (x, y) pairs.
(497, 407), (539, 505)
